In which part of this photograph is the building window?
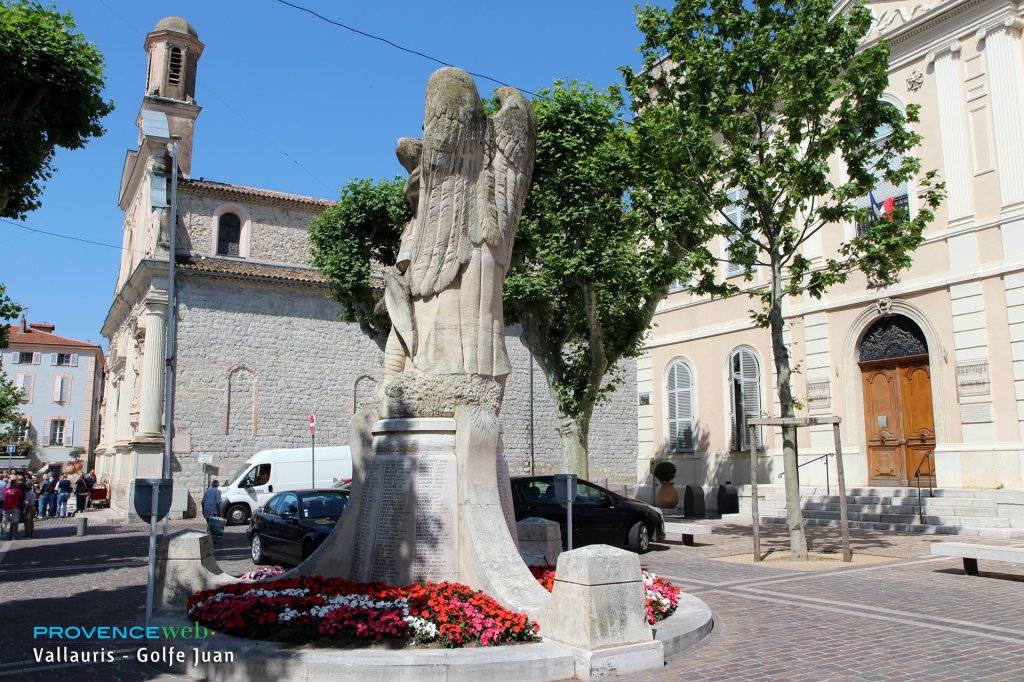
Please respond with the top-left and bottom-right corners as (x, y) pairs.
(16, 352), (34, 364)
(217, 213), (242, 256)
(48, 419), (66, 447)
(52, 375), (71, 404)
(12, 419), (30, 443)
(724, 187), (747, 278)
(855, 103), (910, 235)
(729, 347), (763, 451)
(666, 360), (695, 452)
(56, 353), (75, 366)
(168, 46), (183, 86)
(14, 374), (33, 403)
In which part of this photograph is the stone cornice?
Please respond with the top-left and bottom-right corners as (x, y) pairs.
(102, 259), (170, 341)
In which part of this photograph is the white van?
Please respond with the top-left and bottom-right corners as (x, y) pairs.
(218, 446), (352, 525)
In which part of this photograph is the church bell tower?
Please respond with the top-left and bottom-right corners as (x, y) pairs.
(140, 17), (203, 176)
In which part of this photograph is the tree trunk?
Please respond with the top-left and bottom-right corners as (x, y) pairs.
(556, 411), (590, 479)
(769, 255), (808, 559)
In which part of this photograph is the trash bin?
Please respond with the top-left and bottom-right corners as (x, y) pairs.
(683, 485), (706, 518)
(717, 482), (740, 515)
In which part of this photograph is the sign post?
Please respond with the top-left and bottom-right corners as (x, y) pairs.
(309, 415), (316, 488)
(553, 473), (578, 550)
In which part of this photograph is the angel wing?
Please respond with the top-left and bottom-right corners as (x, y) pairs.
(404, 68), (485, 298)
(483, 86), (537, 264)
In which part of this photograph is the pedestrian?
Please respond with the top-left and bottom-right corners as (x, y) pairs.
(39, 474), (54, 518)
(84, 470), (96, 509)
(73, 475), (89, 516)
(22, 485), (36, 539)
(55, 474), (72, 518)
(201, 481), (222, 538)
(3, 480), (23, 540)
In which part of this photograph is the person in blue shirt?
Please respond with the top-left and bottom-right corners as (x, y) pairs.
(201, 481), (222, 538)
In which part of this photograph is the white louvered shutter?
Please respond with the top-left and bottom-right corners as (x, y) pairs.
(739, 349), (763, 448)
(43, 420), (50, 445)
(667, 362), (694, 452)
(53, 376), (64, 402)
(70, 353), (78, 367)
(33, 352), (40, 365)
(65, 420), (74, 446)
(61, 376), (71, 403)
(729, 353), (739, 450)
(724, 188), (746, 277)
(50, 353), (58, 365)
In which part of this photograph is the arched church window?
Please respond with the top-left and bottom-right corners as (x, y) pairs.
(217, 213), (242, 256)
(168, 47), (183, 86)
(855, 102), (910, 235)
(859, 316), (928, 362)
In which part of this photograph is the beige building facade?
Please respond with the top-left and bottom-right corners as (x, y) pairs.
(639, 0), (1024, 492)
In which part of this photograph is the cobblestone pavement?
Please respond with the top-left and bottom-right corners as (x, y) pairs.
(632, 521), (1024, 681)
(1, 513), (1022, 681)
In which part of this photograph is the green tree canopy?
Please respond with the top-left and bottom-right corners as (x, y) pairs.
(308, 176), (410, 350)
(0, 284), (23, 438)
(624, 0), (944, 557)
(0, 1), (113, 218)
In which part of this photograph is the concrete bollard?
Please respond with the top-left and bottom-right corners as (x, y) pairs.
(76, 517), (88, 536)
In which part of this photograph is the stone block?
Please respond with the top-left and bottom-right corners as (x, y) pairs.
(517, 517), (561, 566)
(569, 640), (665, 681)
(154, 530), (238, 607)
(540, 545), (652, 651)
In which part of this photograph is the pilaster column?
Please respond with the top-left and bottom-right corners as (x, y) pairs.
(137, 300), (167, 437)
(930, 45), (973, 221)
(978, 20), (1024, 208)
(116, 340), (137, 444)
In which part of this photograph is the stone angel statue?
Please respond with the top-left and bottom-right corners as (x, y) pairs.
(382, 67), (536, 389)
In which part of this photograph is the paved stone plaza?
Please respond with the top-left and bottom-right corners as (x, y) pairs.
(0, 514), (1021, 681)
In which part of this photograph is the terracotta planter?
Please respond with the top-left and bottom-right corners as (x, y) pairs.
(655, 481), (679, 509)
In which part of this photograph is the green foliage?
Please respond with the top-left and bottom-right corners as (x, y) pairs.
(506, 81), (695, 474)
(0, 1), (113, 218)
(653, 460), (677, 483)
(68, 445), (85, 460)
(624, 0), (943, 309)
(308, 177), (410, 349)
(0, 284), (22, 433)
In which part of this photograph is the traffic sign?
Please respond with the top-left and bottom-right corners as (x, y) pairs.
(309, 415), (316, 434)
(197, 453), (213, 465)
(6, 445), (15, 454)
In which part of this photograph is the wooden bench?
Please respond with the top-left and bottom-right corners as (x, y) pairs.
(663, 521), (713, 546)
(930, 541), (1024, 576)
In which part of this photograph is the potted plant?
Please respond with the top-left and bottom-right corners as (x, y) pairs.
(653, 460), (679, 509)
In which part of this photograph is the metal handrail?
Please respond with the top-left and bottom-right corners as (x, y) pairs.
(915, 450), (933, 524)
(778, 453), (834, 495)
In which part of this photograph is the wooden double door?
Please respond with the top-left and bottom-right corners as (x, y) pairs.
(860, 355), (936, 486)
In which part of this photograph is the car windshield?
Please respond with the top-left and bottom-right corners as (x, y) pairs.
(226, 461), (252, 487)
(301, 491), (348, 519)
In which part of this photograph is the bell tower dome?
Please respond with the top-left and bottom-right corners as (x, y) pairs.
(139, 17), (204, 175)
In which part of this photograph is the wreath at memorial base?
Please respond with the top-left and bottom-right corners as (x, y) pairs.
(187, 576), (538, 648)
(528, 565), (681, 624)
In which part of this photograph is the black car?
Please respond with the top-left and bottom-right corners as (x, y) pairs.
(510, 476), (665, 553)
(247, 489), (348, 566)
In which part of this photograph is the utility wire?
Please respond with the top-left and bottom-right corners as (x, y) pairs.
(0, 218), (146, 255)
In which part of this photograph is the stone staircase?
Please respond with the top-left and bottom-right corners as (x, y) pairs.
(746, 485), (1024, 540)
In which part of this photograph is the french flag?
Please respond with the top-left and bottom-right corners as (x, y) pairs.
(869, 192), (896, 220)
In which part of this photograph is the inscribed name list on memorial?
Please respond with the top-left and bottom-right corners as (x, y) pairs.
(412, 456), (457, 580)
(370, 457), (416, 584)
(348, 461), (385, 582)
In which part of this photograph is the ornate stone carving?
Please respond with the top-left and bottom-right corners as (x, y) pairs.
(381, 67), (536, 416)
(877, 297), (894, 317)
(860, 316), (928, 361)
(382, 370), (503, 418)
(906, 70), (924, 92)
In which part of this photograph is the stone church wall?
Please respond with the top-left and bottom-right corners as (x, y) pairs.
(171, 276), (638, 511)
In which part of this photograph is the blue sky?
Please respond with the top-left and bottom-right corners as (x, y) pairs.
(2, 0), (659, 349)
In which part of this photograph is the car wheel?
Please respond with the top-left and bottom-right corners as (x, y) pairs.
(226, 504), (250, 526)
(628, 520), (651, 554)
(250, 533), (267, 565)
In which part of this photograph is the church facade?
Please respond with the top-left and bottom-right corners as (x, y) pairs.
(638, 0), (1024, 492)
(95, 17), (637, 518)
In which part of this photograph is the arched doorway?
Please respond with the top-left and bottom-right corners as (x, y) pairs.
(859, 315), (937, 486)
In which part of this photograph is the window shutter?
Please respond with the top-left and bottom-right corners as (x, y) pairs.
(62, 376), (71, 403)
(679, 365), (694, 451)
(53, 376), (63, 402)
(65, 420), (74, 447)
(43, 420), (50, 445)
(33, 352), (40, 365)
(729, 355), (738, 451)
(70, 353), (78, 367)
(667, 364), (678, 450)
(50, 353), (57, 365)
(740, 349), (763, 448)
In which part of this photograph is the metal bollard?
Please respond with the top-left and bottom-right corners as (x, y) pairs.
(76, 517), (88, 537)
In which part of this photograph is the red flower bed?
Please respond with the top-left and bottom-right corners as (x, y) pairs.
(529, 565), (681, 624)
(187, 577), (538, 648)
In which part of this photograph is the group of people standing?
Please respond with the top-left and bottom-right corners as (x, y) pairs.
(0, 468), (97, 540)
